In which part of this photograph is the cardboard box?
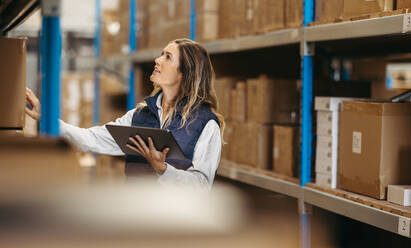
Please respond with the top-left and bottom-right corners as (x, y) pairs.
(338, 101), (411, 199)
(232, 122), (273, 170)
(315, 0), (344, 22)
(221, 122), (235, 160)
(230, 82), (247, 123)
(273, 125), (299, 177)
(316, 172), (332, 188)
(0, 37), (27, 129)
(397, 0), (411, 9)
(343, 0), (394, 18)
(387, 185), (411, 206)
(316, 111), (339, 136)
(285, 0), (303, 28)
(218, 0), (242, 38)
(214, 77), (237, 121)
(196, 12), (219, 41)
(247, 75), (299, 124)
(315, 135), (333, 173)
(255, 0), (285, 33)
(0, 136), (80, 194)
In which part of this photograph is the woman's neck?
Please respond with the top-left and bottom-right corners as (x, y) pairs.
(161, 87), (179, 112)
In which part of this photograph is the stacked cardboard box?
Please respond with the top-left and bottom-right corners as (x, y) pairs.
(343, 0), (394, 18)
(0, 37), (27, 130)
(101, 8), (129, 57)
(99, 73), (128, 125)
(315, 0), (395, 23)
(247, 75), (299, 124)
(273, 125), (299, 177)
(196, 0), (219, 41)
(314, 97), (358, 188)
(218, 75), (299, 172)
(397, 0), (411, 9)
(61, 72), (95, 128)
(338, 101), (411, 199)
(315, 0), (344, 23)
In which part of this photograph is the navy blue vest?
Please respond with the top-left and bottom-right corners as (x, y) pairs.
(125, 91), (220, 171)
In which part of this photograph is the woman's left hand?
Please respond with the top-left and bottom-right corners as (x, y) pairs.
(126, 135), (169, 174)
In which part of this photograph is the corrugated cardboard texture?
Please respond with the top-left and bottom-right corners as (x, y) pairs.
(218, 0), (242, 39)
(0, 37), (27, 129)
(247, 75), (298, 124)
(343, 0), (394, 18)
(338, 101), (411, 199)
(397, 0), (411, 9)
(315, 0), (344, 22)
(273, 125), (299, 177)
(230, 82), (247, 123)
(254, 0), (285, 33)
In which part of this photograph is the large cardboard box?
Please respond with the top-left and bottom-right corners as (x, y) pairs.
(315, 0), (344, 22)
(230, 82), (247, 123)
(0, 137), (80, 194)
(0, 37), (27, 129)
(255, 0), (285, 33)
(214, 77), (237, 121)
(273, 125), (299, 177)
(397, 0), (411, 9)
(343, 0), (394, 18)
(232, 122), (273, 170)
(218, 0), (242, 39)
(247, 75), (299, 124)
(285, 0), (303, 28)
(338, 101), (411, 199)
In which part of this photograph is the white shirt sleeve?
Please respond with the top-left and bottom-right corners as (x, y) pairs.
(157, 120), (222, 190)
(59, 108), (136, 155)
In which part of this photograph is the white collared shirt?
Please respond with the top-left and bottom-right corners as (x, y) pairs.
(59, 93), (222, 190)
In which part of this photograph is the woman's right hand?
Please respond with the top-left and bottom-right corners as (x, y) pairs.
(25, 88), (41, 121)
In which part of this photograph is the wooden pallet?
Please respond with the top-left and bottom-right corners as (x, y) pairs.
(307, 183), (411, 218)
(219, 159), (300, 185)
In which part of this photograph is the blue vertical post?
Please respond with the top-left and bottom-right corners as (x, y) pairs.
(127, 0), (137, 110)
(300, 1), (315, 248)
(40, 0), (62, 136)
(93, 0), (101, 125)
(190, 0), (196, 40)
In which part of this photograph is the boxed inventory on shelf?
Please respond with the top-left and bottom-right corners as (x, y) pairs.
(0, 37), (27, 129)
(338, 101), (411, 199)
(343, 0), (394, 18)
(247, 75), (299, 124)
(397, 0), (411, 9)
(273, 125), (299, 177)
(214, 77), (237, 122)
(230, 81), (247, 123)
(315, 0), (344, 22)
(314, 97), (361, 188)
(228, 122), (273, 170)
(388, 185), (411, 206)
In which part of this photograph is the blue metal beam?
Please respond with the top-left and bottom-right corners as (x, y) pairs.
(40, 0), (62, 136)
(93, 0), (101, 125)
(190, 0), (196, 40)
(300, 1), (315, 248)
(127, 0), (137, 110)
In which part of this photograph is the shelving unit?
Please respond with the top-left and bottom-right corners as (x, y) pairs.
(1, 0), (409, 244)
(217, 163), (411, 238)
(124, 3), (411, 242)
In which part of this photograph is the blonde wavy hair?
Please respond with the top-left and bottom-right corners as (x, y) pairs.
(137, 38), (225, 139)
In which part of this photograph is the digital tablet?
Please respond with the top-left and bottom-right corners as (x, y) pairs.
(106, 125), (187, 160)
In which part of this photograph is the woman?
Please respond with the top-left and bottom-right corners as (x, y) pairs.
(25, 38), (224, 190)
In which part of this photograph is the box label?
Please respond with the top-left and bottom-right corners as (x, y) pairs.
(398, 217), (410, 237)
(403, 13), (411, 33)
(352, 131), (362, 154)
